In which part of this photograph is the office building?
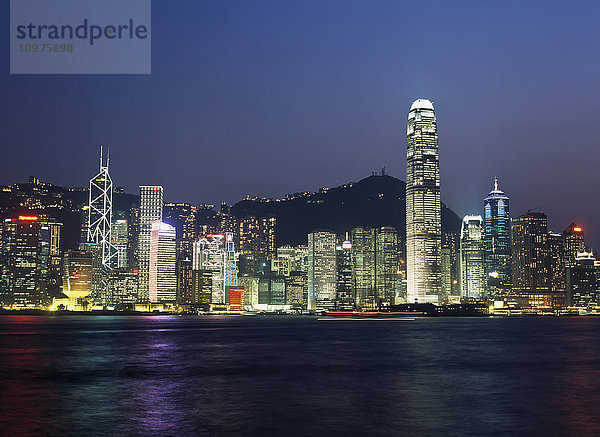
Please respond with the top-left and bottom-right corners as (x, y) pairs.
(351, 227), (376, 308)
(563, 223), (585, 267)
(484, 177), (511, 295)
(112, 219), (129, 268)
(459, 215), (485, 299)
(336, 236), (353, 309)
(87, 147), (118, 269)
(566, 252), (599, 308)
(406, 98), (441, 302)
(511, 211), (562, 308)
(149, 221), (176, 303)
(0, 216), (50, 307)
(375, 226), (400, 306)
(307, 230), (336, 310)
(138, 185), (163, 302)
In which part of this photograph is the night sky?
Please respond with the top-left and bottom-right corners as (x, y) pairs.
(2, 1), (600, 248)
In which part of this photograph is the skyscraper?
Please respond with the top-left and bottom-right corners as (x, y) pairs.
(307, 230), (336, 310)
(192, 233), (238, 304)
(406, 98), (441, 302)
(459, 215), (485, 299)
(336, 235), (353, 309)
(350, 227), (375, 308)
(483, 177), (511, 295)
(375, 226), (400, 306)
(511, 210), (563, 308)
(111, 219), (129, 268)
(566, 252), (599, 308)
(87, 146), (118, 269)
(0, 216), (50, 308)
(149, 221), (177, 303)
(563, 223), (585, 267)
(138, 185), (163, 302)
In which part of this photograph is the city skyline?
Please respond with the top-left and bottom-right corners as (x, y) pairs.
(1, 1), (599, 250)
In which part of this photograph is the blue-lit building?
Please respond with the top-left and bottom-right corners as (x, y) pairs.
(484, 178), (511, 295)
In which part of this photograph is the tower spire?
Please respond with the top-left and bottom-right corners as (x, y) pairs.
(494, 176), (498, 192)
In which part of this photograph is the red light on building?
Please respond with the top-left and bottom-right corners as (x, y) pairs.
(18, 215), (38, 221)
(573, 226), (583, 233)
(228, 287), (244, 311)
(132, 269), (139, 274)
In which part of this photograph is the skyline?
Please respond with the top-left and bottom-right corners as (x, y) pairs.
(2, 1), (600, 248)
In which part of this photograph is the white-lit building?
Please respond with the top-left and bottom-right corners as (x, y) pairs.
(149, 221), (176, 303)
(459, 215), (485, 299)
(307, 230), (336, 310)
(192, 233), (238, 304)
(112, 219), (129, 268)
(406, 99), (441, 303)
(138, 186), (163, 302)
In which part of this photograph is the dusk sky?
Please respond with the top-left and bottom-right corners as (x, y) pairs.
(2, 1), (600, 248)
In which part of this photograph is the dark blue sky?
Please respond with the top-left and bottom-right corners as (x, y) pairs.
(2, 1), (600, 248)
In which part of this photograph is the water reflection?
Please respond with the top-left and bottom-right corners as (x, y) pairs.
(1, 316), (600, 435)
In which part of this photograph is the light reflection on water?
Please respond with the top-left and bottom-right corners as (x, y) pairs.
(1, 315), (600, 436)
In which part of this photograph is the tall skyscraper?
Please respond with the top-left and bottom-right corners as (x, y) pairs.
(511, 210), (563, 308)
(192, 233), (238, 304)
(351, 227), (376, 308)
(111, 219), (129, 268)
(149, 221), (177, 303)
(0, 216), (50, 308)
(441, 232), (459, 299)
(62, 250), (93, 298)
(87, 146), (118, 269)
(138, 186), (163, 302)
(483, 177), (511, 295)
(459, 215), (485, 299)
(562, 223), (585, 267)
(406, 98), (441, 303)
(307, 230), (336, 310)
(566, 252), (599, 308)
(336, 235), (353, 309)
(238, 216), (276, 272)
(375, 226), (400, 306)
(548, 232), (566, 294)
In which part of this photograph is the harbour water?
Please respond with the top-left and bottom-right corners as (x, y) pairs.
(1, 315), (599, 436)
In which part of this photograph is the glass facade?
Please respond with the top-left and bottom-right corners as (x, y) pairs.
(138, 185), (163, 302)
(483, 178), (511, 295)
(406, 99), (441, 302)
(459, 215), (485, 299)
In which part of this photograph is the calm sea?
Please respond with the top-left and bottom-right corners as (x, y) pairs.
(1, 315), (599, 436)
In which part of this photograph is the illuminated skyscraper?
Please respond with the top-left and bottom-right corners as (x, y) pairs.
(548, 232), (566, 294)
(484, 177), (511, 295)
(111, 219), (129, 268)
(336, 236), (353, 309)
(138, 185), (163, 302)
(351, 227), (376, 308)
(149, 221), (176, 303)
(563, 223), (585, 267)
(511, 211), (564, 308)
(62, 250), (93, 297)
(406, 99), (441, 302)
(459, 215), (485, 299)
(375, 226), (400, 306)
(566, 252), (599, 307)
(192, 233), (238, 304)
(87, 146), (118, 269)
(0, 216), (50, 307)
(238, 216), (276, 272)
(307, 230), (336, 310)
